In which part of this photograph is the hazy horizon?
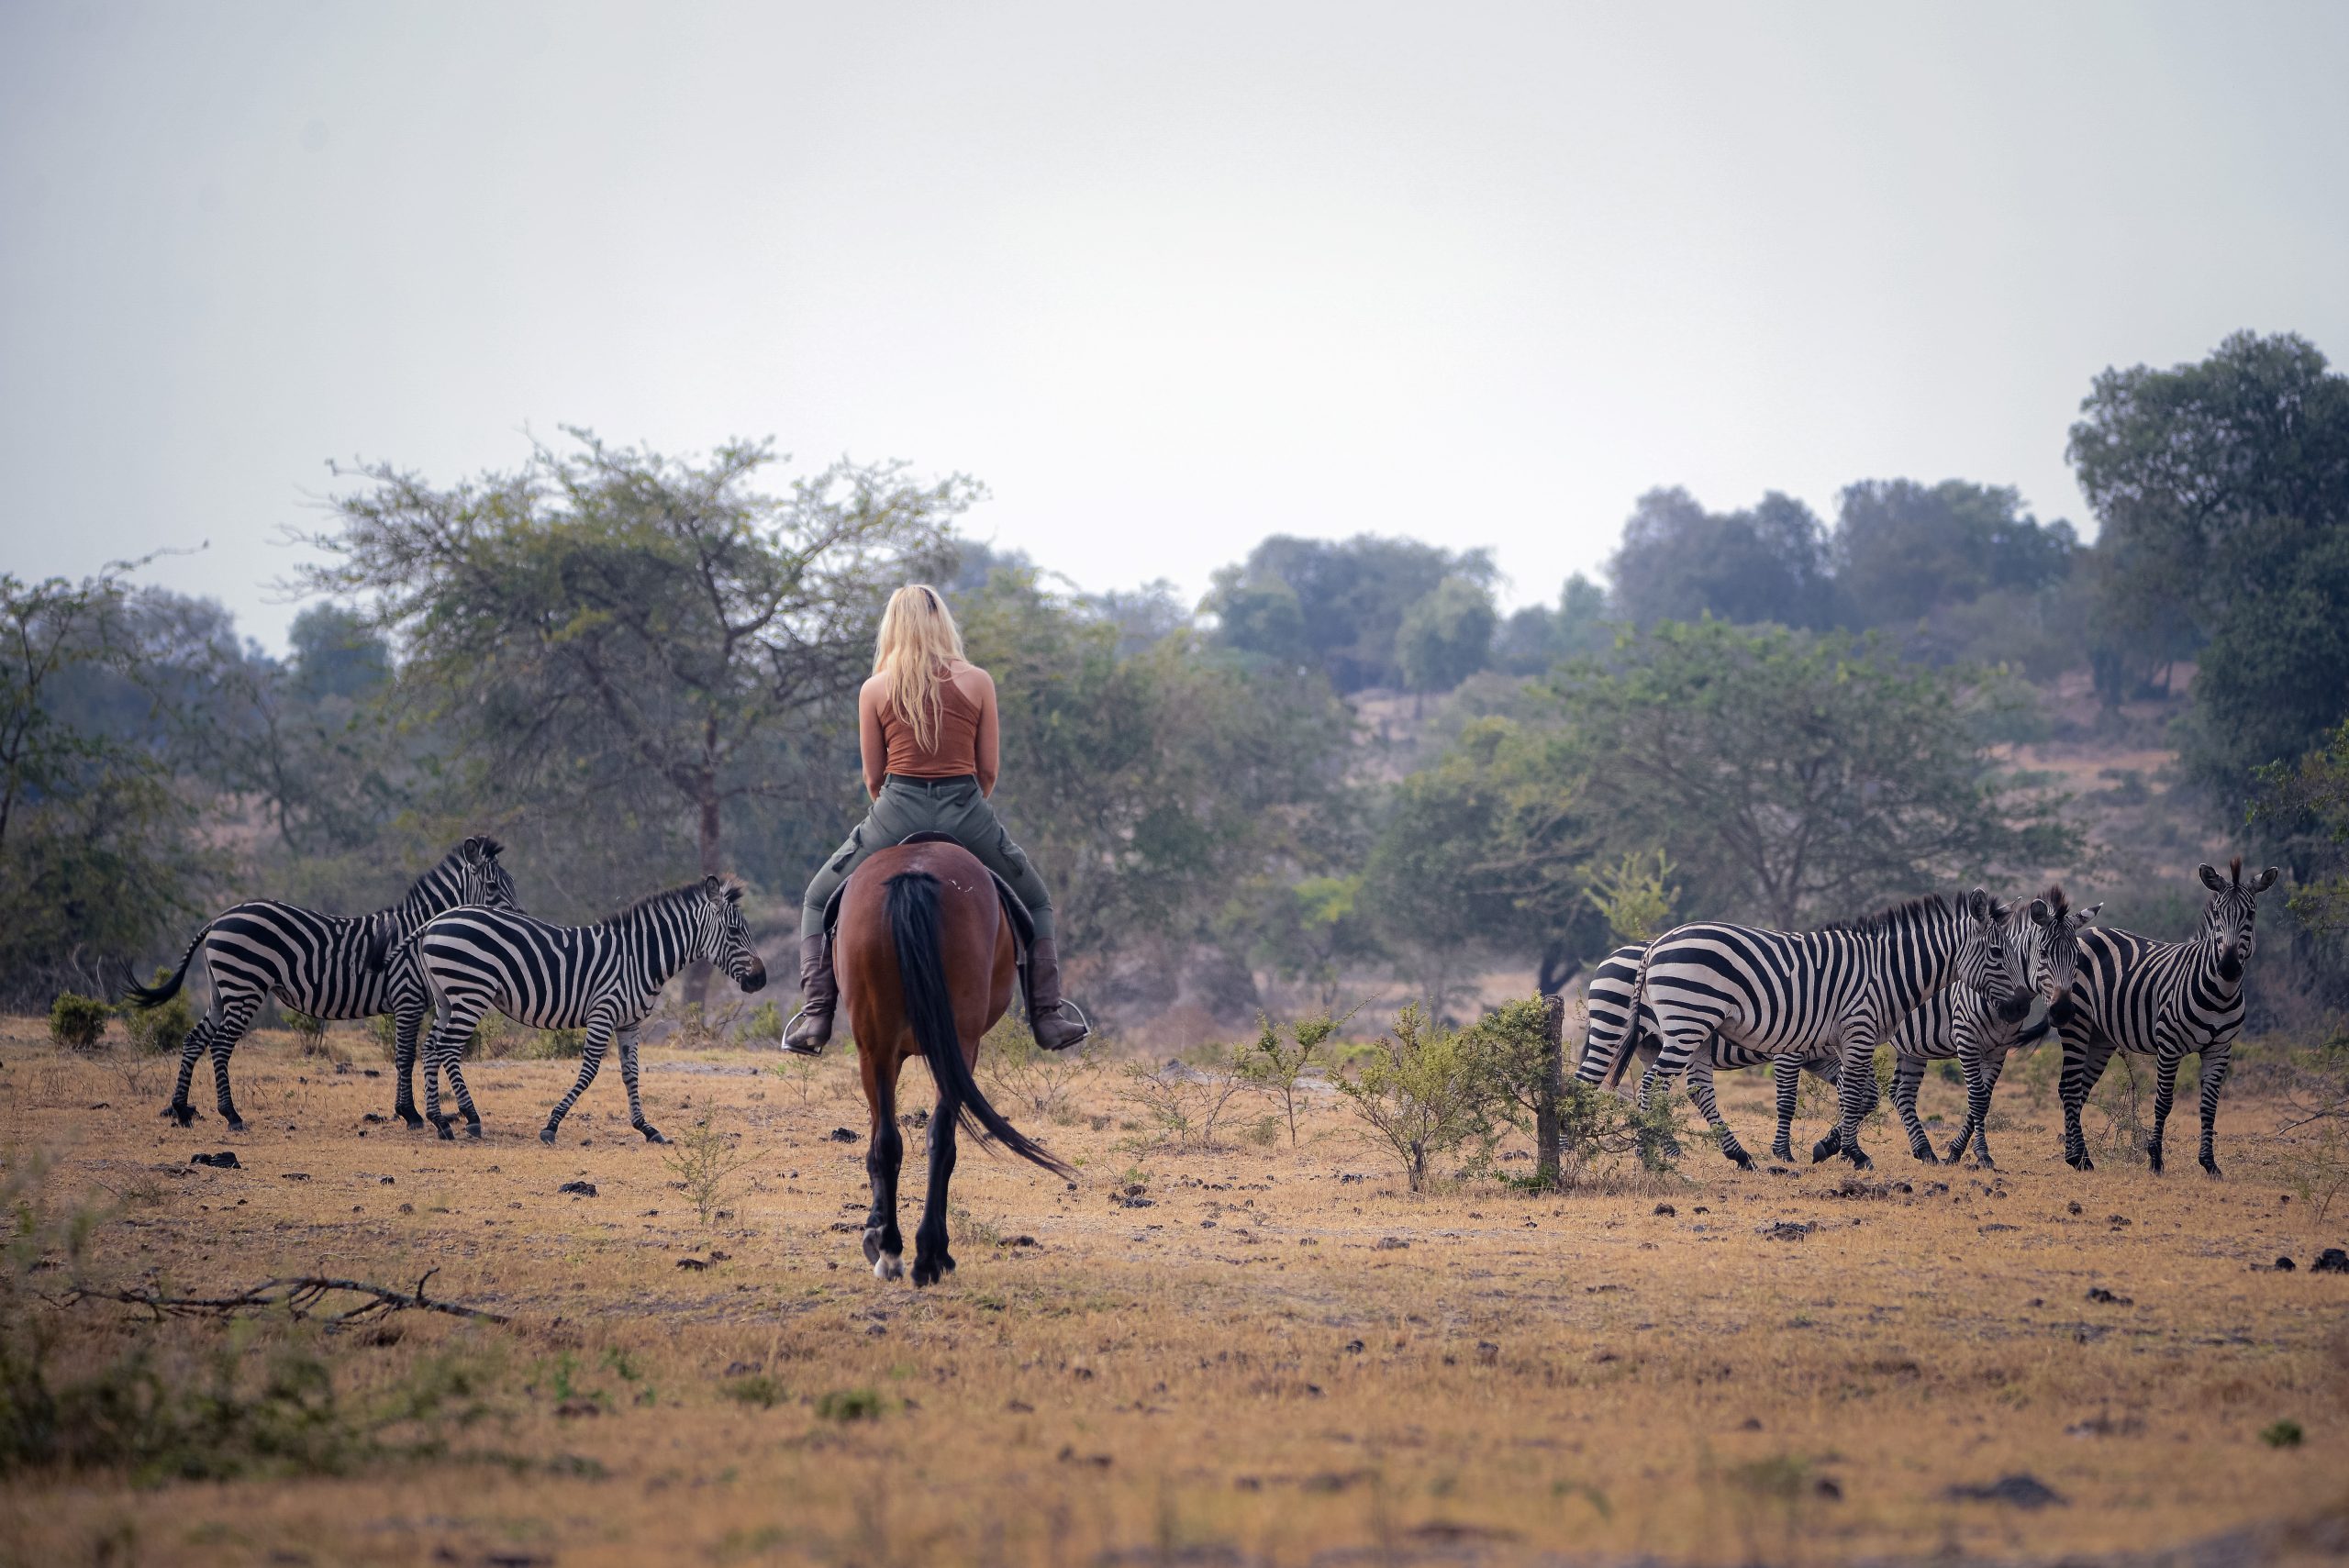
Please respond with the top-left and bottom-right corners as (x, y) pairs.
(6, 1), (2347, 650)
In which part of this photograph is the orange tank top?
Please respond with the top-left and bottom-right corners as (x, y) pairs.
(881, 671), (982, 779)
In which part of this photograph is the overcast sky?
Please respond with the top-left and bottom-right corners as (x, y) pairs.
(5, 2), (2346, 651)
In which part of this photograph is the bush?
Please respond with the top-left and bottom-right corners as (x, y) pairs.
(816, 1387), (886, 1422)
(739, 1000), (784, 1047)
(48, 993), (112, 1051)
(521, 1027), (585, 1060)
(121, 983), (196, 1057)
(284, 1009), (329, 1056)
(1234, 1011), (1341, 1146)
(982, 1014), (1100, 1121)
(1337, 1004), (1494, 1191)
(1118, 1050), (1246, 1152)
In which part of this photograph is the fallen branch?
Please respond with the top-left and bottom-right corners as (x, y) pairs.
(67, 1267), (510, 1327)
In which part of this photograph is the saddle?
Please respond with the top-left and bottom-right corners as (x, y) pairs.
(819, 832), (1041, 1006)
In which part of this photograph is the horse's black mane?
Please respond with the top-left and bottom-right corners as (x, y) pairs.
(1809, 893), (1952, 936)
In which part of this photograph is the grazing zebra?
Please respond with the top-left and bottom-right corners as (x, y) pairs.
(1885, 886), (2100, 1169)
(1576, 942), (1842, 1166)
(1595, 891), (2030, 1170)
(129, 838), (517, 1132)
(388, 876), (767, 1142)
(2054, 859), (2277, 1176)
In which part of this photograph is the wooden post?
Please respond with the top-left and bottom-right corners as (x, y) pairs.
(1536, 991), (1566, 1187)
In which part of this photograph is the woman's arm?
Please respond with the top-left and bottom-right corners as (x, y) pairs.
(859, 680), (886, 798)
(974, 670), (999, 797)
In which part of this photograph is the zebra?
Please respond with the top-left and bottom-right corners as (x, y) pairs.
(1884, 886), (2100, 1169)
(2054, 858), (2278, 1176)
(128, 837), (517, 1133)
(1576, 941), (1842, 1167)
(386, 875), (767, 1143)
(1590, 890), (2031, 1170)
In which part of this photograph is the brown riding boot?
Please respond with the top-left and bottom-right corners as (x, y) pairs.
(1025, 937), (1090, 1051)
(783, 934), (835, 1054)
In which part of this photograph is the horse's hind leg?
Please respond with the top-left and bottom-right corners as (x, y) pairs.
(863, 1054), (906, 1281)
(912, 1073), (961, 1286)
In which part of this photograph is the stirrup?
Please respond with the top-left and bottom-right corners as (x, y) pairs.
(779, 1005), (828, 1057)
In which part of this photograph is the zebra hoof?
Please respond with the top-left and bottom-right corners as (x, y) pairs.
(434, 1121), (455, 1142)
(1771, 1144), (1793, 1162)
(1727, 1149), (1754, 1172)
(1943, 1142), (1970, 1164)
(464, 1122), (484, 1140)
(539, 1126), (558, 1146)
(222, 1116), (245, 1134)
(395, 1109), (424, 1130)
(163, 1103), (196, 1127)
(1844, 1150), (1873, 1171)
(2065, 1151), (2093, 1172)
(2199, 1157), (2222, 1179)
(637, 1124), (668, 1144)
(2147, 1145), (2165, 1175)
(1809, 1137), (1839, 1163)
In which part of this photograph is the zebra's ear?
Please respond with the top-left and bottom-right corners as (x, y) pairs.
(2029, 897), (2052, 925)
(2197, 863), (2226, 893)
(702, 874), (725, 898)
(1964, 887), (1992, 920)
(2079, 902), (2104, 922)
(2249, 866), (2280, 895)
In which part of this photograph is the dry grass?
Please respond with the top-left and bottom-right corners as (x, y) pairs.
(1, 1014), (2344, 1568)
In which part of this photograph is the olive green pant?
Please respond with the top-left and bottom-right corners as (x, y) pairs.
(799, 775), (1057, 940)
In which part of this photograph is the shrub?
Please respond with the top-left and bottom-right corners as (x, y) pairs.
(739, 1000), (784, 1046)
(48, 993), (112, 1051)
(983, 1014), (1100, 1121)
(1234, 1010), (1342, 1145)
(121, 985), (196, 1057)
(284, 1009), (330, 1056)
(2260, 1419), (2304, 1449)
(1119, 1050), (1246, 1152)
(364, 1014), (401, 1062)
(1337, 1004), (1495, 1191)
(659, 1120), (756, 1227)
(521, 1027), (585, 1060)
(816, 1387), (885, 1421)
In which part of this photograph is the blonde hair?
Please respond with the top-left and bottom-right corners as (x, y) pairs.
(873, 584), (967, 751)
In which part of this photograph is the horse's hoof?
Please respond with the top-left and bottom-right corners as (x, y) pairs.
(539, 1126), (558, 1146)
(911, 1257), (942, 1288)
(863, 1231), (883, 1266)
(873, 1249), (905, 1283)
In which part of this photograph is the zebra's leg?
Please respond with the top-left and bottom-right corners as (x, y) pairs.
(206, 995), (262, 1132)
(1963, 1051), (2010, 1169)
(391, 1002), (426, 1129)
(1890, 1054), (1936, 1163)
(911, 1070), (961, 1287)
(2195, 1045), (2232, 1178)
(1770, 1057), (1802, 1162)
(618, 1028), (663, 1143)
(164, 1011), (217, 1125)
(2146, 1046), (2184, 1175)
(1826, 1028), (1878, 1170)
(2060, 1028), (2116, 1171)
(540, 1019), (613, 1145)
(1684, 1057), (1753, 1170)
(864, 1054), (906, 1281)
(425, 995), (486, 1140)
(441, 1023), (484, 1139)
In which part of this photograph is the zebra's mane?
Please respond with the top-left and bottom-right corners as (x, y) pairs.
(605, 878), (740, 925)
(1809, 893), (1951, 937)
(2043, 884), (2070, 920)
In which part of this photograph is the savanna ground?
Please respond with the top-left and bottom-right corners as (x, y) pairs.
(3, 1014), (2345, 1568)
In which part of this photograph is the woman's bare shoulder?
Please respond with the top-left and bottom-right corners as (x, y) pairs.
(947, 660), (996, 692)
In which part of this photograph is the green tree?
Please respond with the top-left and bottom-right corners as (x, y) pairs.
(1337, 1003), (1496, 1191)
(1609, 488), (1837, 630)
(1396, 576), (1497, 696)
(2068, 331), (2349, 771)
(297, 430), (967, 995)
(1831, 479), (2076, 626)
(1541, 620), (2072, 929)
(0, 567), (219, 1007)
(2252, 717), (2349, 936)
(1362, 714), (1598, 1007)
(1205, 534), (1495, 693)
(1492, 573), (1612, 675)
(954, 565), (1354, 982)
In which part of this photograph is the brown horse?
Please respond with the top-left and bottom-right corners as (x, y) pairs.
(835, 839), (1071, 1285)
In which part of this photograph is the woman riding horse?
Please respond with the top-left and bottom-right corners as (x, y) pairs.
(785, 584), (1089, 1054)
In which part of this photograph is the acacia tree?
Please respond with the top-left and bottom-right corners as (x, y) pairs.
(298, 430), (969, 996)
(1542, 620), (2072, 929)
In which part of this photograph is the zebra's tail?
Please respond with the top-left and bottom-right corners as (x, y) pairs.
(885, 870), (1072, 1181)
(1607, 940), (1662, 1091)
(125, 923), (211, 1008)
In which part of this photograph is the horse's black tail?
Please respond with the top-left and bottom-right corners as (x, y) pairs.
(885, 870), (1072, 1180)
(126, 924), (210, 1008)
